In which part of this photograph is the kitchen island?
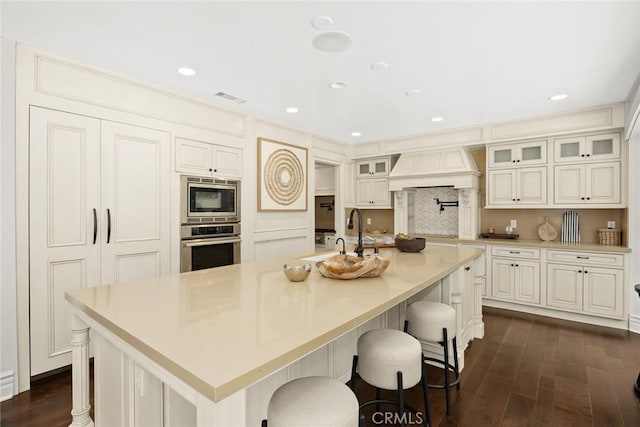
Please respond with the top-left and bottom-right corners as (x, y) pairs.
(65, 245), (484, 427)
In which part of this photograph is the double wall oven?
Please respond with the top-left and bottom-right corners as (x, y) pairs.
(180, 175), (241, 272)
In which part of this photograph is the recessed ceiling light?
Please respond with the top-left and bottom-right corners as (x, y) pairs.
(549, 93), (568, 101)
(431, 116), (444, 122)
(370, 62), (389, 71)
(351, 132), (361, 137)
(312, 31), (353, 53)
(286, 107), (299, 113)
(177, 67), (196, 76)
(311, 15), (334, 30)
(328, 81), (347, 89)
(406, 89), (422, 96)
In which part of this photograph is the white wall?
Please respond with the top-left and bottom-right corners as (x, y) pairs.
(628, 107), (640, 333)
(1, 36), (18, 400)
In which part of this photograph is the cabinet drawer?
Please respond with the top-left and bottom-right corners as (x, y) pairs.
(491, 246), (540, 259)
(546, 250), (624, 267)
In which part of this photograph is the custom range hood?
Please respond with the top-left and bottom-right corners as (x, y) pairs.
(388, 147), (481, 191)
(389, 147), (481, 239)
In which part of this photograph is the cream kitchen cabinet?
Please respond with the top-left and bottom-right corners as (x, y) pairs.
(356, 157), (390, 177)
(175, 137), (242, 178)
(356, 178), (390, 207)
(29, 106), (171, 375)
(487, 140), (547, 168)
(553, 132), (620, 164)
(487, 166), (547, 206)
(554, 162), (620, 205)
(546, 249), (624, 318)
(490, 246), (541, 304)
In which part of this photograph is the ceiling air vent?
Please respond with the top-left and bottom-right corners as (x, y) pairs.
(214, 92), (246, 104)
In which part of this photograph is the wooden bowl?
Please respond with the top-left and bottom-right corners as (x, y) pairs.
(394, 237), (426, 252)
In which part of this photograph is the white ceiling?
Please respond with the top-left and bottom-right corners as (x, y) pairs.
(2, 1), (639, 144)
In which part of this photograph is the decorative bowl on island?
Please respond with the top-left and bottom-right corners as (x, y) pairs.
(315, 254), (390, 280)
(394, 235), (426, 252)
(283, 263), (312, 282)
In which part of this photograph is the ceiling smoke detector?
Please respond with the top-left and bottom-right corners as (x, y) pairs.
(214, 92), (247, 104)
(312, 31), (353, 53)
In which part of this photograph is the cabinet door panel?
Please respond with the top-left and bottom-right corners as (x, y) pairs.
(517, 167), (546, 204)
(371, 179), (389, 206)
(518, 140), (546, 165)
(487, 169), (516, 205)
(488, 146), (515, 168)
(514, 260), (540, 304)
(583, 267), (623, 317)
(356, 180), (372, 205)
(585, 133), (620, 161)
(586, 162), (620, 204)
(491, 259), (514, 299)
(213, 146), (242, 178)
(101, 121), (170, 284)
(554, 165), (585, 204)
(547, 264), (582, 311)
(29, 107), (101, 375)
(175, 137), (213, 174)
(554, 136), (585, 163)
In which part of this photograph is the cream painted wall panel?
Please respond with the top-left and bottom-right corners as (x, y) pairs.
(383, 126), (485, 153)
(253, 236), (307, 261)
(34, 54), (246, 137)
(491, 106), (617, 141)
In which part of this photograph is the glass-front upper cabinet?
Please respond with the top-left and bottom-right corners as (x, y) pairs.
(488, 140), (547, 169)
(554, 132), (620, 163)
(356, 157), (390, 177)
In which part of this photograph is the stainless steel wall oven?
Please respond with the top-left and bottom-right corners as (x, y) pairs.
(181, 175), (241, 272)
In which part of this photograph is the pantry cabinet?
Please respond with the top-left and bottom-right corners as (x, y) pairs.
(175, 137), (242, 178)
(554, 162), (620, 204)
(29, 107), (171, 375)
(487, 167), (547, 205)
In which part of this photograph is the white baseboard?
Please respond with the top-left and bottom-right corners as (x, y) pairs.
(630, 314), (640, 334)
(0, 370), (15, 402)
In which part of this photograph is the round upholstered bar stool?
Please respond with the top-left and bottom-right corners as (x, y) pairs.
(405, 301), (460, 416)
(262, 376), (360, 427)
(350, 329), (430, 427)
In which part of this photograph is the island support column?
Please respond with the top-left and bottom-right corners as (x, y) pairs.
(69, 313), (94, 427)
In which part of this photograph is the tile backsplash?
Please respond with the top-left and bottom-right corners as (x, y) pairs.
(414, 187), (458, 236)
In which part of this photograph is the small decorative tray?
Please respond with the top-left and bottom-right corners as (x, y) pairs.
(479, 233), (519, 240)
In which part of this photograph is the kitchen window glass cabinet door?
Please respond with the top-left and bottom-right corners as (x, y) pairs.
(29, 106), (170, 375)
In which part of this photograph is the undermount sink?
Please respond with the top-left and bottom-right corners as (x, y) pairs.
(313, 253), (390, 280)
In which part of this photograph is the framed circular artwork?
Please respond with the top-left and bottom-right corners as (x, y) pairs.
(258, 137), (308, 211)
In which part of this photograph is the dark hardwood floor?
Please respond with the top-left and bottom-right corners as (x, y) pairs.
(2, 307), (639, 426)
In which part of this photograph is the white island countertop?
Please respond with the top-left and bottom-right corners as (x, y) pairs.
(65, 246), (482, 403)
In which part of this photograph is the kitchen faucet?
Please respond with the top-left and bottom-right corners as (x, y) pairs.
(347, 208), (364, 258)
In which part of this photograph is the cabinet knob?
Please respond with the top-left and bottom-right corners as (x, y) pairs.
(214, 169), (217, 173)
(512, 160), (516, 163)
(578, 270), (582, 273)
(209, 168), (213, 172)
(581, 197), (585, 200)
(464, 266), (471, 271)
(584, 270), (588, 274)
(515, 264), (519, 267)
(512, 198), (516, 201)
(586, 154), (591, 157)
(516, 159), (520, 163)
(581, 154), (585, 157)
(586, 197), (590, 200)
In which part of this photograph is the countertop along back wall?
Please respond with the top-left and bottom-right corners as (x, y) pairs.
(470, 148), (628, 245)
